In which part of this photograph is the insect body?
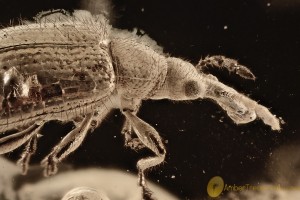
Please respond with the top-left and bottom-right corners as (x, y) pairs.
(0, 10), (281, 200)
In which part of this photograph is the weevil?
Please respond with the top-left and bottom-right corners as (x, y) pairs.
(0, 10), (281, 199)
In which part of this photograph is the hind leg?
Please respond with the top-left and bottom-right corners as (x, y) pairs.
(0, 124), (40, 154)
(0, 116), (49, 174)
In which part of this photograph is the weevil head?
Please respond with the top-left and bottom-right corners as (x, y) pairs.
(151, 57), (206, 100)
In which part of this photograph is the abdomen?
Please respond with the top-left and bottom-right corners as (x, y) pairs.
(0, 22), (115, 132)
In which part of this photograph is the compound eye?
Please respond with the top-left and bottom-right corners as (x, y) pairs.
(184, 80), (200, 98)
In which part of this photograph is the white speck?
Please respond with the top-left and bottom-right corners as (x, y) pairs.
(165, 140), (168, 144)
(155, 123), (158, 126)
(100, 39), (109, 45)
(22, 83), (30, 97)
(267, 3), (271, 7)
(219, 119), (223, 123)
(141, 8), (145, 12)
(224, 25), (228, 30)
(279, 117), (285, 124)
(113, 136), (116, 138)
(3, 72), (10, 84)
(179, 129), (185, 132)
(203, 170), (205, 174)
(114, 114), (118, 117)
(126, 169), (130, 172)
(171, 175), (175, 179)
(157, 179), (160, 183)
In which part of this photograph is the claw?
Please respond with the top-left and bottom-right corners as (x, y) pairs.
(41, 154), (58, 177)
(142, 186), (155, 200)
(138, 169), (156, 200)
(17, 135), (38, 175)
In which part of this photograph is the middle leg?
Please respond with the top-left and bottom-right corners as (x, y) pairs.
(41, 102), (112, 176)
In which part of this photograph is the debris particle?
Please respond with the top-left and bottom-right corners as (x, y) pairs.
(224, 25), (228, 30)
(171, 175), (175, 179)
(279, 117), (285, 124)
(140, 29), (145, 34)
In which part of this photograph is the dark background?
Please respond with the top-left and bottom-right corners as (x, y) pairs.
(0, 0), (299, 199)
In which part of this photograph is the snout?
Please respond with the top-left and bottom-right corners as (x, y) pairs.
(219, 101), (257, 124)
(228, 109), (257, 124)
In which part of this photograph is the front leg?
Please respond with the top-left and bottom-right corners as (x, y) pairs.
(123, 111), (166, 200)
(121, 98), (166, 200)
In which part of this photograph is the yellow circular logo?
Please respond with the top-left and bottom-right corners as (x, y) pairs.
(207, 176), (224, 198)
